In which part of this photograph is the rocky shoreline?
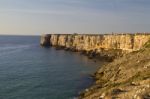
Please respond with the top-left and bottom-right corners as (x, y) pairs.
(40, 33), (150, 99)
(51, 45), (123, 62)
(79, 47), (150, 99)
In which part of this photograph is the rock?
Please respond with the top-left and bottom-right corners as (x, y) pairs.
(111, 88), (123, 95)
(55, 46), (65, 50)
(99, 93), (106, 98)
(41, 34), (150, 52)
(131, 82), (138, 86)
(85, 89), (89, 92)
(40, 34), (51, 46)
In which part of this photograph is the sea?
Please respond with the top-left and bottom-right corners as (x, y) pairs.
(0, 35), (101, 99)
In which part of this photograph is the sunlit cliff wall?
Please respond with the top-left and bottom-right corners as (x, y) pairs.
(41, 33), (150, 53)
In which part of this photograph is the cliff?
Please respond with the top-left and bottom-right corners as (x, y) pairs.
(40, 34), (51, 46)
(41, 33), (150, 51)
(40, 33), (150, 99)
(41, 33), (150, 61)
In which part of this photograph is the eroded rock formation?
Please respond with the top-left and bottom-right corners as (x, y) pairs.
(41, 33), (150, 61)
(40, 34), (51, 46)
(41, 33), (150, 51)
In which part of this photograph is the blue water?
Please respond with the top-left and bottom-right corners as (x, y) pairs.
(0, 35), (101, 99)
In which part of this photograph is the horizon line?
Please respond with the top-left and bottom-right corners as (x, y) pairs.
(0, 32), (150, 36)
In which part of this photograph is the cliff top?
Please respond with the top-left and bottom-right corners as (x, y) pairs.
(44, 33), (150, 36)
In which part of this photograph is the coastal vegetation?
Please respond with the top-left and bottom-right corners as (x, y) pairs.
(79, 40), (150, 99)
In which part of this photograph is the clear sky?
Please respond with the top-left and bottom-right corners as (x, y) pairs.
(0, 0), (150, 35)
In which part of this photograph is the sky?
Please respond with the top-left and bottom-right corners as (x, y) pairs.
(0, 0), (150, 35)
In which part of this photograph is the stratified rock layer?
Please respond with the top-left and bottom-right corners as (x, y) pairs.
(41, 33), (150, 55)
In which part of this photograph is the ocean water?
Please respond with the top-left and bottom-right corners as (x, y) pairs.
(0, 35), (101, 99)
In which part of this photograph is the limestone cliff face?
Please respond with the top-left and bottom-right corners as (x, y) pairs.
(41, 34), (150, 52)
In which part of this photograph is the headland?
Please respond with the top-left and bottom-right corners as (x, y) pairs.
(41, 33), (150, 99)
